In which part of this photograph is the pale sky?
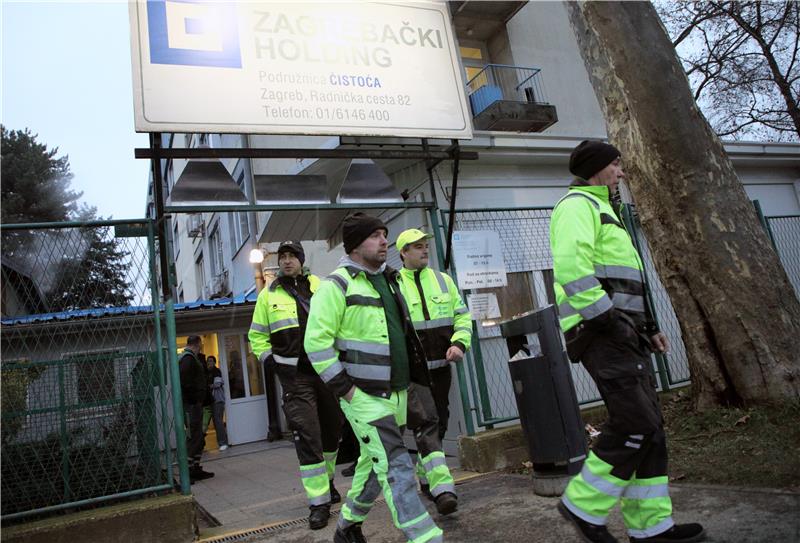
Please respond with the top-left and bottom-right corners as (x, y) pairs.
(2, 1), (151, 220)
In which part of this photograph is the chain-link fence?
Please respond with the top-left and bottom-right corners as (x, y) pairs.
(0, 220), (181, 521)
(766, 215), (800, 299)
(444, 207), (692, 429)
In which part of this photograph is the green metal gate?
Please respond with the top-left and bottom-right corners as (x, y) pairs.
(0, 219), (187, 521)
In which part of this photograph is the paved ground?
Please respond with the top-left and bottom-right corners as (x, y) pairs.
(193, 440), (800, 543)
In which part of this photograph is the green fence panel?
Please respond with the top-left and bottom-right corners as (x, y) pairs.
(0, 220), (179, 521)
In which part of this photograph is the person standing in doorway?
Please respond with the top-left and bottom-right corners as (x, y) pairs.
(551, 140), (705, 543)
(249, 241), (342, 530)
(203, 355), (228, 451)
(179, 335), (214, 482)
(396, 228), (470, 512)
(305, 213), (443, 543)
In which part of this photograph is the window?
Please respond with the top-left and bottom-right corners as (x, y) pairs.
(172, 219), (180, 258)
(229, 172), (250, 253)
(64, 350), (119, 405)
(195, 253), (206, 300)
(460, 42), (490, 92)
(209, 224), (224, 277)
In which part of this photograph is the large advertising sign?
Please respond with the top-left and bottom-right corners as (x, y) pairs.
(129, 1), (473, 138)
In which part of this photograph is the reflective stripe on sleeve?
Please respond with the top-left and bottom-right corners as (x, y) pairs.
(319, 360), (345, 382)
(269, 318), (298, 332)
(250, 322), (269, 333)
(308, 348), (336, 363)
(427, 359), (449, 370)
(563, 274), (601, 296)
(558, 294), (613, 320)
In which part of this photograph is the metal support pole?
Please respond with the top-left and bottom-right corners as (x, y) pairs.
(147, 219), (173, 485)
(149, 132), (190, 495)
(58, 364), (71, 502)
(444, 139), (461, 270)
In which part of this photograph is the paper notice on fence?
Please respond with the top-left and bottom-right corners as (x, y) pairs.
(451, 230), (507, 289)
(467, 293), (501, 321)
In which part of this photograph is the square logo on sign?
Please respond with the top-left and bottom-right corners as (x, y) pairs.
(147, 0), (241, 68)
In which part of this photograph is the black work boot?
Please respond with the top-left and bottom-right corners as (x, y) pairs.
(189, 466), (214, 484)
(434, 491), (458, 515)
(558, 501), (618, 543)
(630, 524), (706, 542)
(342, 461), (357, 477)
(308, 504), (330, 530)
(330, 483), (342, 504)
(333, 522), (367, 543)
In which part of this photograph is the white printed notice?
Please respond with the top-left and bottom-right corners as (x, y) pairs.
(467, 293), (501, 321)
(129, 1), (472, 138)
(451, 231), (508, 290)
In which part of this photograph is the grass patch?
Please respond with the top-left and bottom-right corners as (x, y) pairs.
(661, 389), (800, 490)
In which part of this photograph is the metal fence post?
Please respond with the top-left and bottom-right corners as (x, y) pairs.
(147, 220), (174, 485)
(58, 364), (71, 502)
(430, 207), (476, 436)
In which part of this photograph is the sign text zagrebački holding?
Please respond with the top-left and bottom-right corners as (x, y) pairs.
(252, 11), (446, 73)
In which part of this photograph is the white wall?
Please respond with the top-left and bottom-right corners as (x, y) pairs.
(505, 1), (607, 138)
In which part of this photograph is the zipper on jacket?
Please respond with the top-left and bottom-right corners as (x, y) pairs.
(413, 270), (431, 320)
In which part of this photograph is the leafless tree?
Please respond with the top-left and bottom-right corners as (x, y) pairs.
(657, 1), (799, 141)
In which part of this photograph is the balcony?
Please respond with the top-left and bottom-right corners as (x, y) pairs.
(466, 64), (558, 133)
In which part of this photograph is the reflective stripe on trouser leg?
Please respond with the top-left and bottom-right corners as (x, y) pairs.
(562, 451), (628, 525)
(323, 450), (338, 480)
(338, 390), (442, 543)
(340, 453), (381, 524)
(299, 461), (331, 506)
(621, 475), (674, 538)
(418, 451), (454, 497)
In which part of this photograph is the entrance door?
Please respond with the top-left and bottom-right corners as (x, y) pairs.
(220, 333), (267, 444)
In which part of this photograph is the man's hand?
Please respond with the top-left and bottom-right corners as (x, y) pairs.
(650, 332), (669, 353)
(343, 386), (356, 403)
(446, 345), (464, 363)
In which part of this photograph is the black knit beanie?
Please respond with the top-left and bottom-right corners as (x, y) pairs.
(569, 140), (621, 180)
(277, 240), (305, 265)
(342, 213), (388, 254)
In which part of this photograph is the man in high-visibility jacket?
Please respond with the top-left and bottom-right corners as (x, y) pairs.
(305, 213), (444, 543)
(551, 140), (705, 543)
(396, 228), (470, 507)
(248, 240), (342, 531)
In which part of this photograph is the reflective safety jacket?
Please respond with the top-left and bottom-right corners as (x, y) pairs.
(550, 183), (652, 333)
(304, 261), (430, 399)
(248, 274), (320, 372)
(398, 266), (472, 370)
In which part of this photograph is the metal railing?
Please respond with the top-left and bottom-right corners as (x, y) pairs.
(0, 219), (187, 521)
(466, 64), (549, 116)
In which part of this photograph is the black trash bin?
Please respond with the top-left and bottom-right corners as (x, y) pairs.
(499, 304), (586, 496)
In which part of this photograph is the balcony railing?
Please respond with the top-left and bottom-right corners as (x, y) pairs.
(465, 64), (557, 132)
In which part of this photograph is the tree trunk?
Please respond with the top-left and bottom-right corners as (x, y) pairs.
(565, 1), (800, 408)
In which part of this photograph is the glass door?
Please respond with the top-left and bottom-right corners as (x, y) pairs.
(220, 333), (267, 445)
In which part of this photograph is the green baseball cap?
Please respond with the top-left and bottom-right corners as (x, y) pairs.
(396, 228), (434, 252)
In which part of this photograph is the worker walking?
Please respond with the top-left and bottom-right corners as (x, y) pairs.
(550, 140), (705, 543)
(396, 228), (470, 512)
(248, 241), (342, 530)
(305, 213), (443, 543)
